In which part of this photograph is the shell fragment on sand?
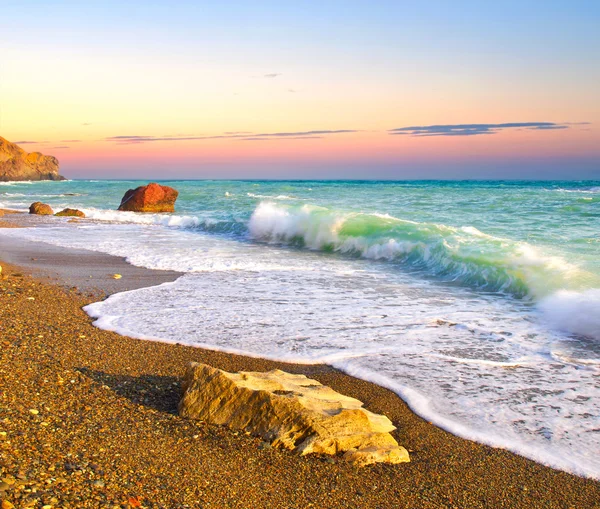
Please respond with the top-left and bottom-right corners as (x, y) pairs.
(179, 362), (410, 466)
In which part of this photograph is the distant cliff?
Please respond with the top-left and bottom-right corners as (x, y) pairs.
(0, 137), (65, 181)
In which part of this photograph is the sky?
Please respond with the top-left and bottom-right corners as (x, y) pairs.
(1, 0), (599, 179)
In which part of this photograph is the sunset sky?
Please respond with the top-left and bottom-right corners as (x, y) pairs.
(2, 1), (599, 179)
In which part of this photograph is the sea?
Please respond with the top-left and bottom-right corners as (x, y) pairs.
(1, 179), (599, 478)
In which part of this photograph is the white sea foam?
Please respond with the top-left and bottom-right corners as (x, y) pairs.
(247, 192), (298, 200)
(0, 181), (36, 186)
(555, 187), (600, 194)
(82, 208), (212, 228)
(539, 289), (600, 340)
(1, 192), (86, 198)
(0, 223), (312, 273)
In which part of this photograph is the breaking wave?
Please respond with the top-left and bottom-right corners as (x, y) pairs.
(247, 202), (591, 299)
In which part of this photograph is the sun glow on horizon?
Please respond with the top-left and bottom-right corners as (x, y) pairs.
(2, 1), (599, 179)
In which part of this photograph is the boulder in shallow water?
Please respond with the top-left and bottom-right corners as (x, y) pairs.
(117, 182), (178, 213)
(29, 202), (54, 215)
(55, 208), (85, 218)
(179, 362), (409, 466)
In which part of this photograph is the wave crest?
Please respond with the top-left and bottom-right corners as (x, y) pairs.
(248, 201), (585, 298)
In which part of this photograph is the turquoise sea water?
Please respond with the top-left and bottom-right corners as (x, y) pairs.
(1, 179), (599, 477)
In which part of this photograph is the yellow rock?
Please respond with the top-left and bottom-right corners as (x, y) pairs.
(343, 445), (410, 466)
(179, 362), (410, 466)
(112, 274), (122, 279)
(2, 500), (16, 509)
(55, 208), (85, 218)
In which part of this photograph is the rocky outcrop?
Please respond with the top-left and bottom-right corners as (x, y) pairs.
(118, 183), (178, 213)
(179, 362), (410, 466)
(29, 202), (54, 215)
(55, 208), (85, 218)
(0, 137), (65, 181)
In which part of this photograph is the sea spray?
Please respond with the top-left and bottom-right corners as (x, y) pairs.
(539, 289), (600, 340)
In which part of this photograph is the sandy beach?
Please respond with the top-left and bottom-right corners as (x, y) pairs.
(1, 212), (600, 509)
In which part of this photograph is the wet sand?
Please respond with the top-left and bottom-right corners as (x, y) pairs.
(1, 212), (599, 508)
(0, 210), (182, 297)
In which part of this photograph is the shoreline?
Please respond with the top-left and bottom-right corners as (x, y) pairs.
(1, 213), (600, 507)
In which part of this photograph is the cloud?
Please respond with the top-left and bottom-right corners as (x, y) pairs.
(105, 130), (357, 144)
(526, 125), (568, 131)
(82, 123), (93, 126)
(51, 146), (70, 149)
(264, 73), (282, 78)
(61, 139), (81, 142)
(108, 136), (156, 141)
(254, 130), (356, 138)
(241, 136), (324, 141)
(106, 135), (234, 143)
(14, 140), (47, 144)
(389, 122), (583, 137)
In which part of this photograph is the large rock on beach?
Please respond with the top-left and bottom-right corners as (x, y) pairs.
(118, 182), (178, 213)
(29, 202), (54, 215)
(0, 136), (65, 181)
(55, 208), (85, 218)
(179, 362), (410, 466)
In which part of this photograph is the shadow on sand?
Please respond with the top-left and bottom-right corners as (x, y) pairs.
(77, 367), (182, 414)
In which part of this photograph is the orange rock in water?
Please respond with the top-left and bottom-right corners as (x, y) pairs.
(118, 182), (178, 213)
(29, 202), (54, 215)
(55, 208), (86, 218)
